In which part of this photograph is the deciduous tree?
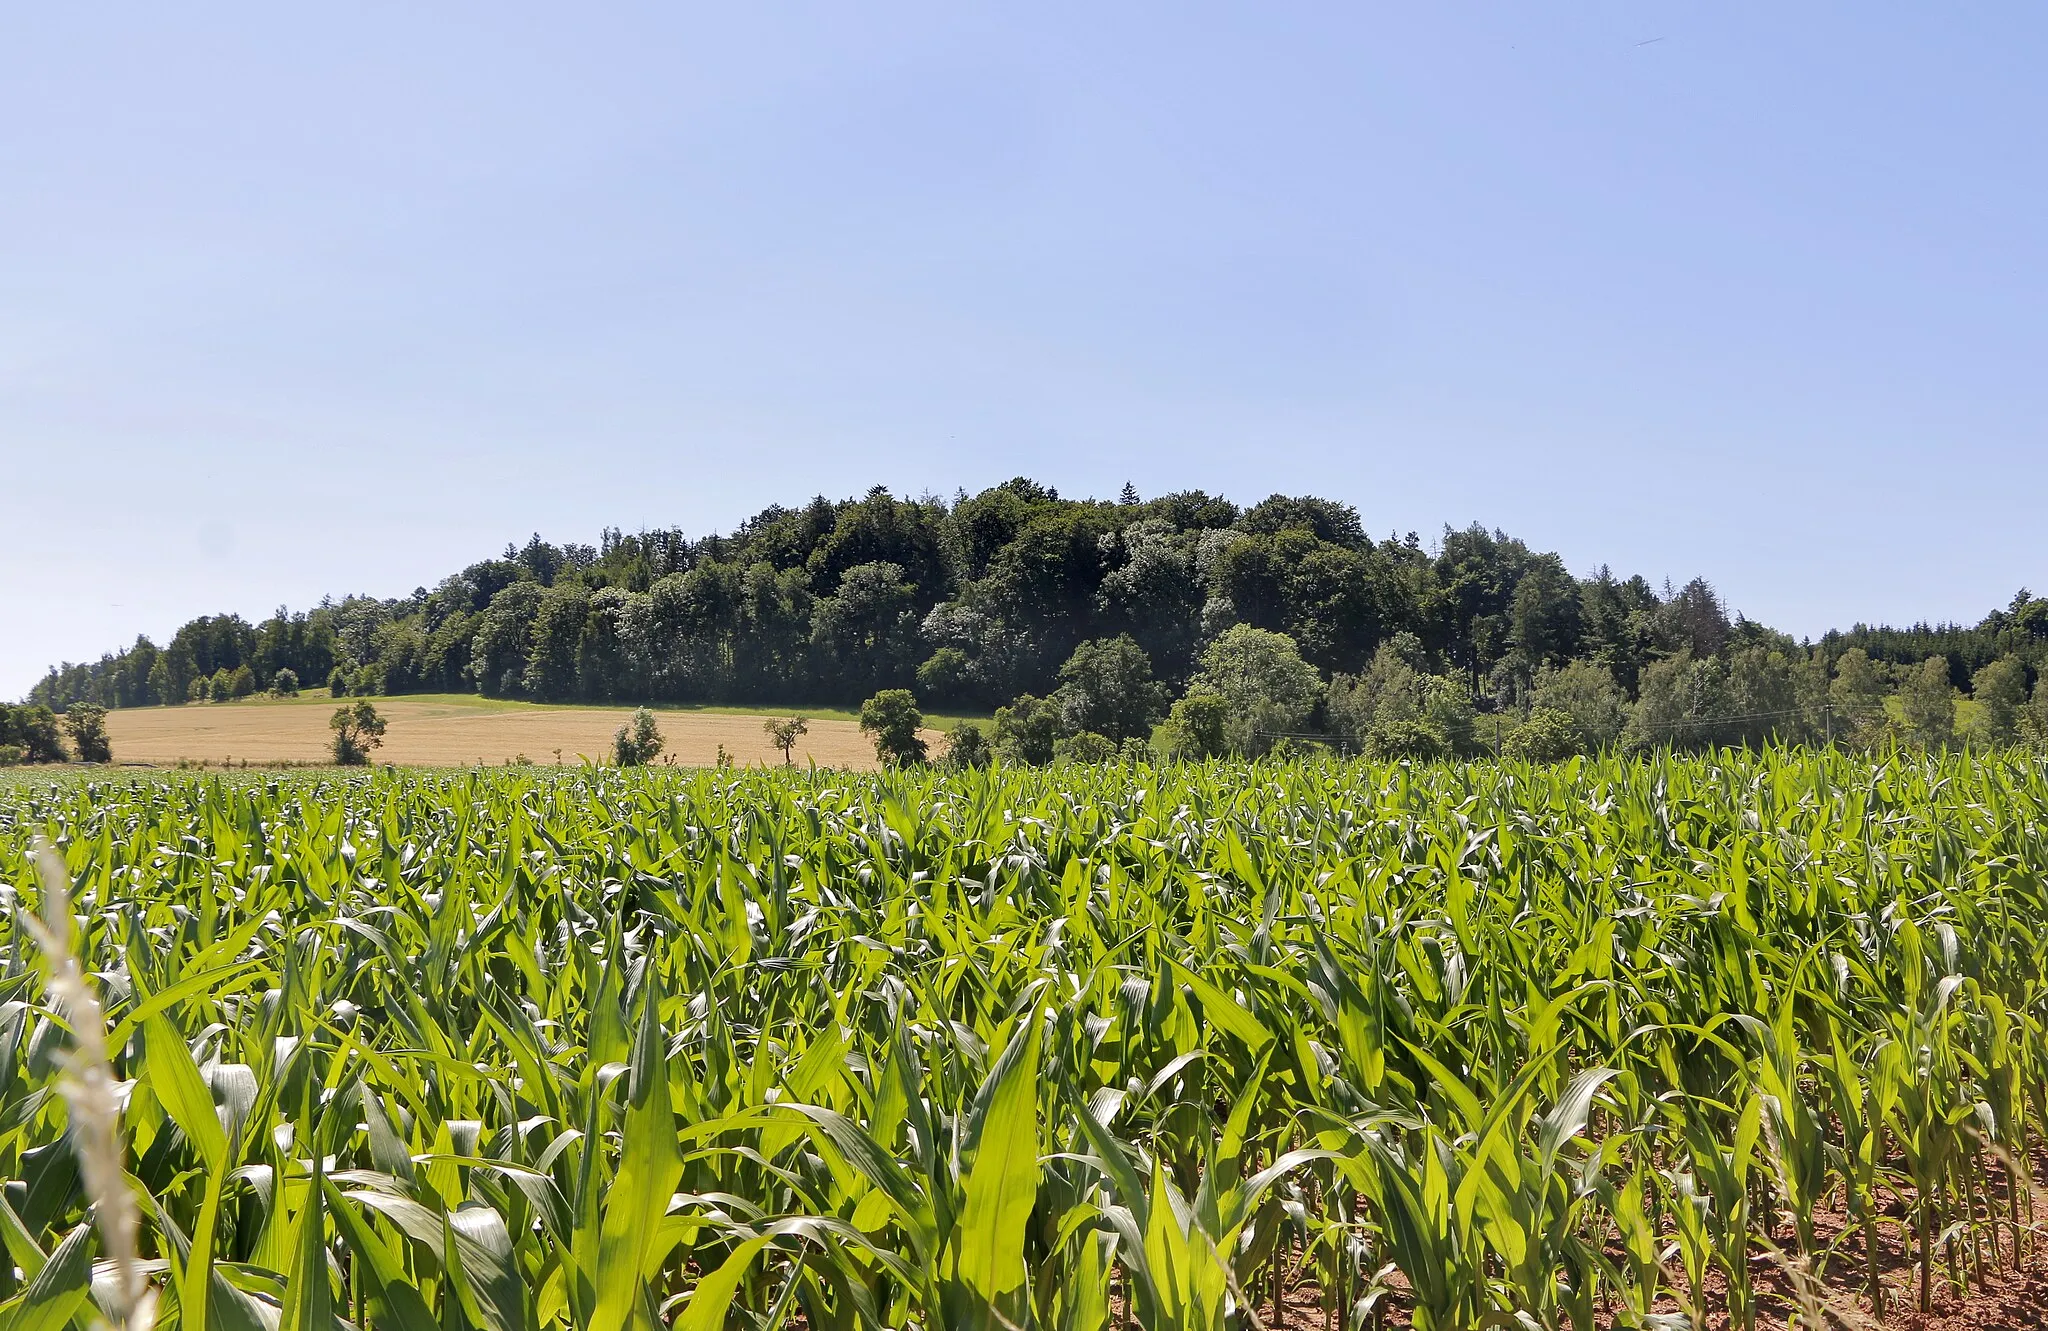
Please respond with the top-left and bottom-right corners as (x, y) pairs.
(1896, 656), (1956, 750)
(763, 715), (808, 765)
(62, 704), (111, 763)
(1051, 635), (1167, 741)
(330, 701), (387, 765)
(613, 707), (665, 766)
(857, 689), (927, 766)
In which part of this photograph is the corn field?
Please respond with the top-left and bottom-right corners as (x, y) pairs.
(1, 751), (2046, 1331)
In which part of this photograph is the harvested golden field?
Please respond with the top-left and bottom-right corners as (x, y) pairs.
(98, 694), (930, 768)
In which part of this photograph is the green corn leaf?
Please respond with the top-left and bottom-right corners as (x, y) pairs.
(780, 1103), (935, 1255)
(277, 1149), (331, 1331)
(0, 1193), (47, 1284)
(323, 1181), (439, 1331)
(1168, 959), (1274, 1053)
(446, 1204), (531, 1331)
(144, 1013), (227, 1168)
(953, 1011), (1042, 1301)
(589, 967), (682, 1331)
(5, 1221), (91, 1331)
(673, 1236), (771, 1331)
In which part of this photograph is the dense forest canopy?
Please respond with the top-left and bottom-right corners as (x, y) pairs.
(21, 479), (2048, 757)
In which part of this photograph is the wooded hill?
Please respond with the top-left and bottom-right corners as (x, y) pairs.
(22, 479), (2048, 756)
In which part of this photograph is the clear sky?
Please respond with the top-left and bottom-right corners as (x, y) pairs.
(4, 3), (2044, 697)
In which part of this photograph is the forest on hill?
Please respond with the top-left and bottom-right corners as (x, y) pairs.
(18, 479), (2048, 760)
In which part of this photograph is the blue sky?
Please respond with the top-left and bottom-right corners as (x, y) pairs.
(4, 3), (2044, 696)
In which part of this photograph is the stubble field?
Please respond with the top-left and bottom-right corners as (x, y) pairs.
(96, 693), (946, 768)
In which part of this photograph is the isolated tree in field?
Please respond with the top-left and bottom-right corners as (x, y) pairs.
(270, 667), (300, 698)
(63, 704), (111, 764)
(613, 707), (665, 766)
(858, 689), (927, 766)
(1969, 656), (2028, 746)
(763, 714), (808, 764)
(330, 701), (386, 765)
(1896, 656), (1956, 750)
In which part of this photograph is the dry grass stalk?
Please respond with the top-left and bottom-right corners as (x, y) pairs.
(24, 838), (153, 1331)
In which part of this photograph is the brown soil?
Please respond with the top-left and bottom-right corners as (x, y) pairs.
(99, 695), (941, 770)
(1233, 1150), (2048, 1331)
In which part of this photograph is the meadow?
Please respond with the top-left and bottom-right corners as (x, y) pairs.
(0, 751), (2044, 1330)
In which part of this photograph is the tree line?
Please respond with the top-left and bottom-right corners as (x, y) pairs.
(19, 478), (2048, 762)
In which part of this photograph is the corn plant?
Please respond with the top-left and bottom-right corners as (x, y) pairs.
(0, 748), (2038, 1329)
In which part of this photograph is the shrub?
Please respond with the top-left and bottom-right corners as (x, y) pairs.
(1157, 689), (1230, 760)
(858, 690), (927, 766)
(1053, 730), (1117, 764)
(270, 668), (301, 698)
(1502, 707), (1583, 763)
(209, 669), (234, 703)
(63, 704), (112, 764)
(329, 667), (350, 698)
(613, 707), (665, 767)
(0, 746), (22, 767)
(0, 705), (68, 763)
(330, 701), (387, 765)
(229, 665), (257, 699)
(1364, 717), (1450, 762)
(992, 694), (1060, 765)
(943, 721), (991, 769)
